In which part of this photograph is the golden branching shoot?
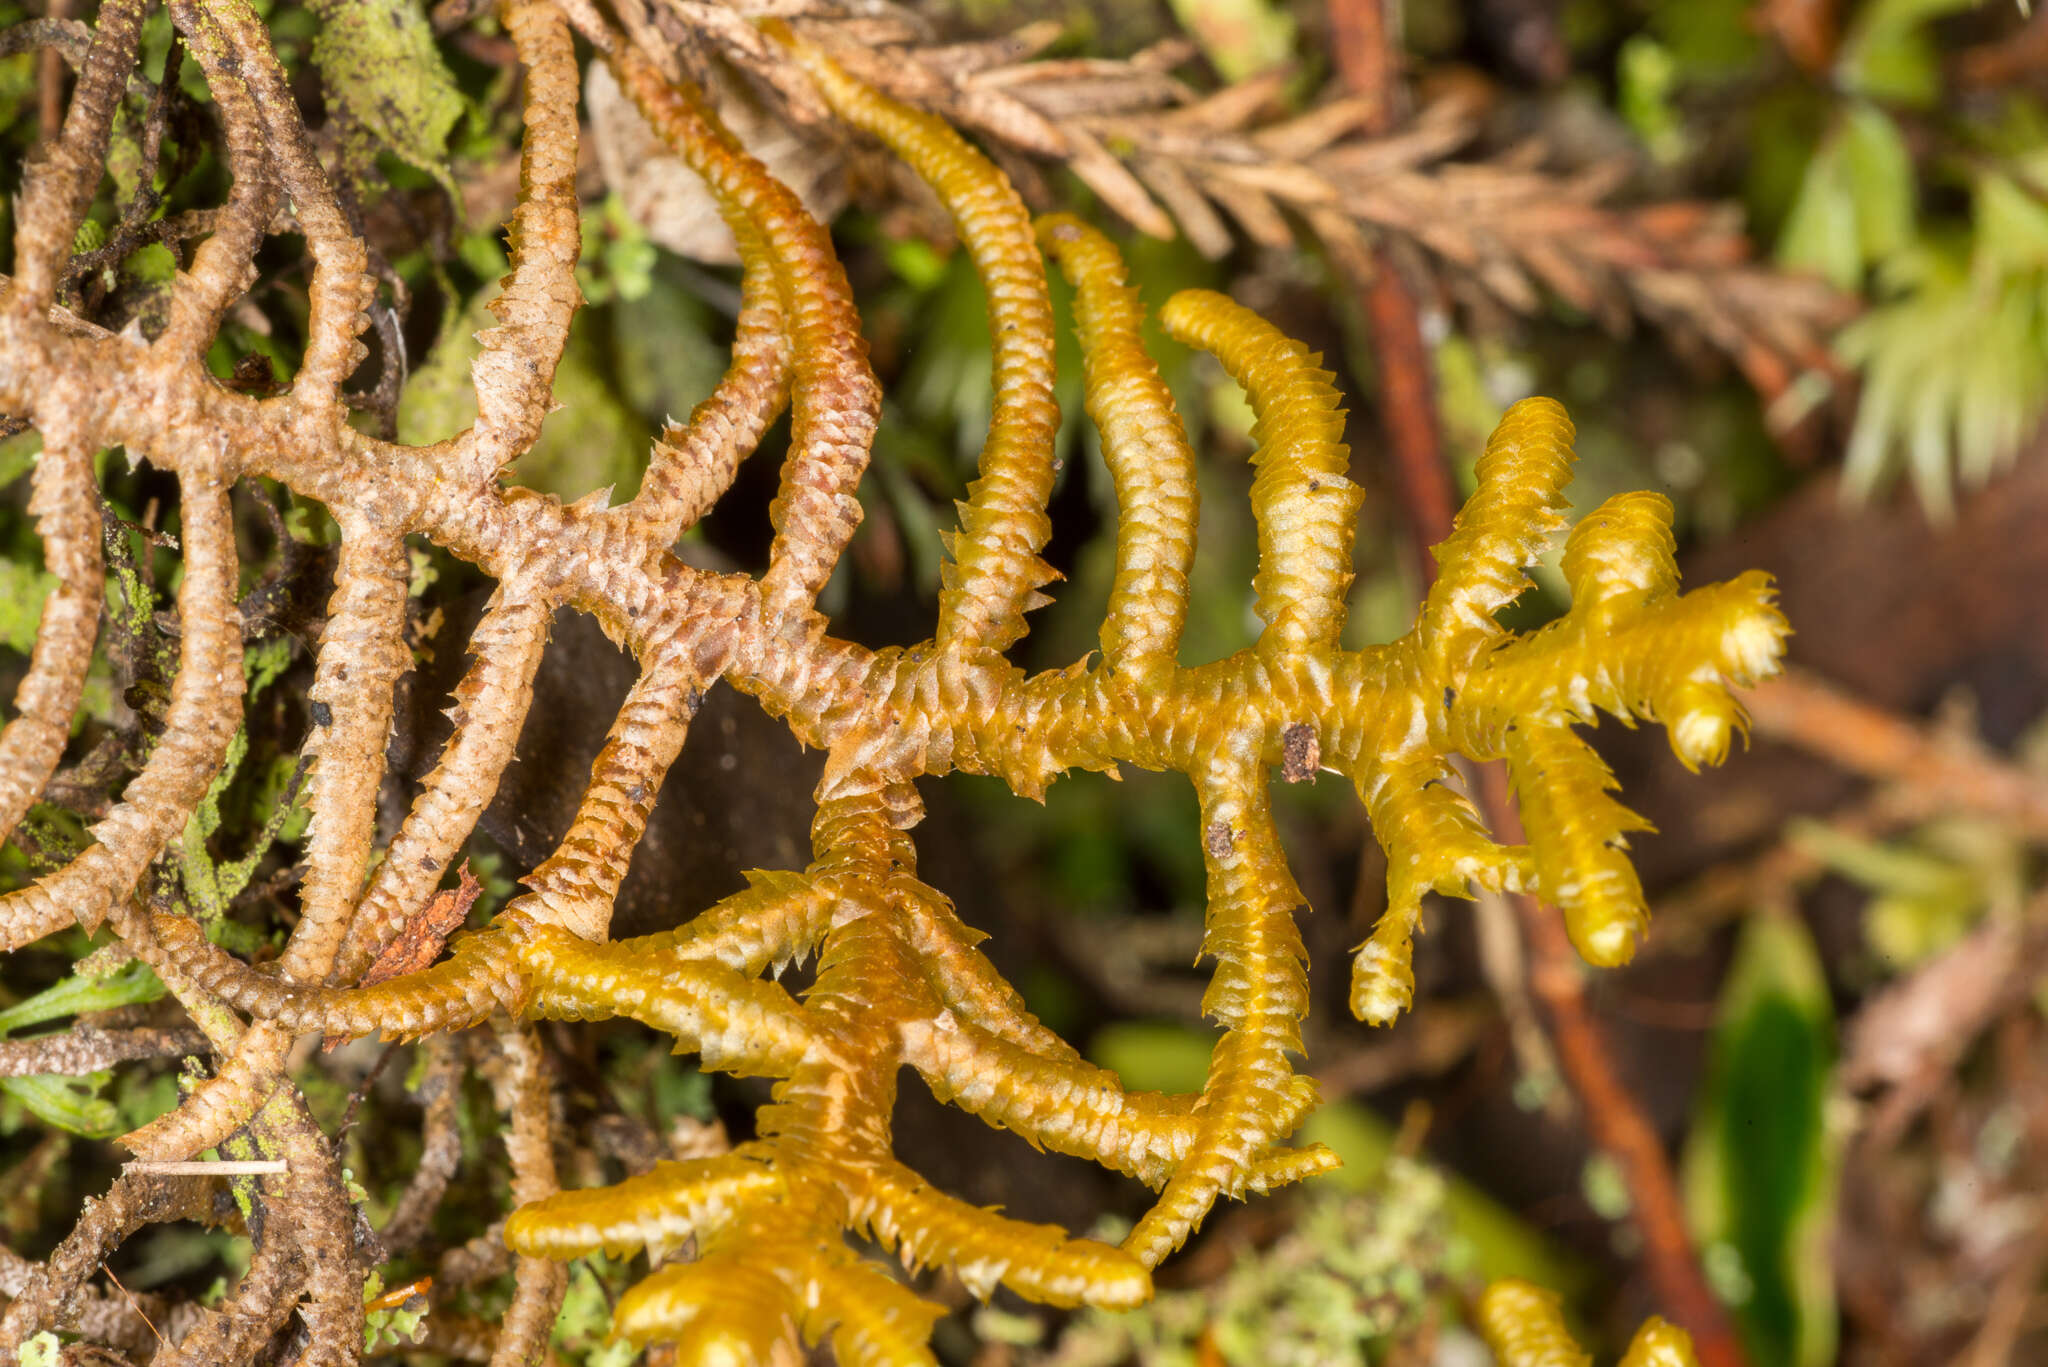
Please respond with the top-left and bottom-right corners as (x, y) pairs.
(0, 3), (1787, 1363)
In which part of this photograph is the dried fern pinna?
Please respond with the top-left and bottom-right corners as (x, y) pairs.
(0, 2), (1776, 1363)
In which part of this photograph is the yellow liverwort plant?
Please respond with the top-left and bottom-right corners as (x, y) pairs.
(0, 4), (1786, 1362)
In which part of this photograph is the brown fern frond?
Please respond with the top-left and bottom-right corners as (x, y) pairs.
(335, 592), (552, 979)
(464, 0), (582, 478)
(8, 0), (148, 316)
(157, 2), (276, 363)
(483, 1018), (568, 1367)
(195, 0), (372, 410)
(860, 1160), (1149, 1308)
(649, 9), (1850, 419)
(291, 522), (411, 977)
(505, 1149), (784, 1261)
(612, 40), (876, 615)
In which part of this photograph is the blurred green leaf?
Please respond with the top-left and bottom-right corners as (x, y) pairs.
(1778, 158), (1859, 289)
(1838, 232), (2048, 515)
(0, 958), (165, 1038)
(1165, 0), (1295, 82)
(1973, 172), (2048, 275)
(1777, 103), (1913, 290)
(0, 558), (57, 656)
(1840, 104), (1916, 262)
(516, 328), (653, 501)
(885, 238), (949, 291)
(1838, 0), (1979, 105)
(397, 292), (488, 449)
(1683, 913), (1839, 1367)
(458, 229), (512, 283)
(1647, 0), (1765, 77)
(0, 428), (40, 492)
(1618, 37), (1688, 164)
(578, 195), (659, 307)
(2, 1071), (120, 1138)
(608, 262), (725, 433)
(553, 1257), (643, 1367)
(1791, 815), (2024, 970)
(1088, 1019), (1213, 1094)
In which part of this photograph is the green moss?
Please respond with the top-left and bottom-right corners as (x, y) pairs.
(307, 0), (464, 203)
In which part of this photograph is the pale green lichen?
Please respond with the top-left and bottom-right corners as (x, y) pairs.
(1042, 1156), (1459, 1367)
(308, 0), (465, 204)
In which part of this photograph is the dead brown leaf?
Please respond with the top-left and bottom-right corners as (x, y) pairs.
(323, 866), (483, 1051)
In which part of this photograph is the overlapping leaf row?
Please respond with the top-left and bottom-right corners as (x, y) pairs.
(0, 3), (1776, 1363)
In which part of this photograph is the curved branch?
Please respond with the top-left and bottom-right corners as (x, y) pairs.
(771, 25), (1057, 654)
(0, 473), (243, 952)
(1125, 757), (1311, 1266)
(335, 590), (549, 982)
(287, 520), (410, 979)
(0, 433), (102, 845)
(194, 0), (372, 413)
(485, 1020), (566, 1367)
(462, 0), (581, 484)
(612, 46), (876, 619)
(1159, 289), (1361, 657)
(7, 0), (148, 315)
(158, 0), (280, 361)
(1038, 215), (1198, 673)
(517, 642), (704, 942)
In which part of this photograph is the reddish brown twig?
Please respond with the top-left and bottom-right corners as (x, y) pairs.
(1327, 0), (1397, 132)
(1326, 5), (1748, 1359)
(1952, 7), (2048, 89)
(36, 0), (73, 142)
(1752, 0), (1841, 78)
(1744, 667), (2048, 841)
(1478, 768), (1746, 1367)
(1361, 263), (1457, 573)
(1326, 0), (1455, 582)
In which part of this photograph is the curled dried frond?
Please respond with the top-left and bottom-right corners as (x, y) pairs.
(0, 4), (1789, 1363)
